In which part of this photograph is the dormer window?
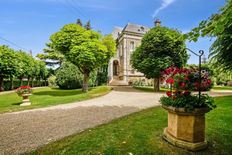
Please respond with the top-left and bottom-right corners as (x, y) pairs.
(140, 26), (144, 31)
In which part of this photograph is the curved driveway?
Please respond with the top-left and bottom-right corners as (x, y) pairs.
(0, 87), (162, 155)
(0, 87), (231, 155)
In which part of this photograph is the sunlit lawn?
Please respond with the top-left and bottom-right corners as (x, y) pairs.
(0, 86), (111, 113)
(212, 86), (232, 90)
(134, 85), (232, 92)
(133, 86), (168, 92)
(29, 96), (232, 155)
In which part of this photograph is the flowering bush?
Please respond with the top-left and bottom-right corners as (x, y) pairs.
(160, 66), (216, 110)
(15, 86), (33, 95)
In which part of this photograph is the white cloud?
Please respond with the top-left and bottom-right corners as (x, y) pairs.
(152, 0), (176, 18)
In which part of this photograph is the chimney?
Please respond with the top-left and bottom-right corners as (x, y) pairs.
(154, 19), (161, 27)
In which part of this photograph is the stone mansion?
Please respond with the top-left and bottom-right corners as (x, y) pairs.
(108, 22), (155, 85)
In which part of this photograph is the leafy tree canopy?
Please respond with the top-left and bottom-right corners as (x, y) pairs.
(37, 43), (64, 66)
(186, 1), (232, 70)
(48, 24), (115, 92)
(131, 26), (188, 91)
(16, 51), (35, 79)
(0, 45), (18, 79)
(132, 26), (188, 78)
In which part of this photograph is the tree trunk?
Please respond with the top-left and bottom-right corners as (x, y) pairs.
(0, 77), (4, 92)
(154, 78), (160, 92)
(31, 77), (34, 87)
(10, 76), (14, 90)
(27, 77), (30, 86)
(20, 78), (23, 86)
(82, 72), (90, 92)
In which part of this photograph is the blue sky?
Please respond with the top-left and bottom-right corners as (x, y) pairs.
(0, 0), (226, 64)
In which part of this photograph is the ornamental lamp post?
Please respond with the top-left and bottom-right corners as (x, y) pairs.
(186, 48), (204, 102)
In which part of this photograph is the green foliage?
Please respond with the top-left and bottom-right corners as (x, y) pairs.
(48, 75), (57, 87)
(160, 94), (215, 110)
(0, 45), (18, 78)
(96, 67), (108, 86)
(76, 18), (83, 27)
(48, 23), (116, 92)
(55, 62), (82, 89)
(16, 51), (35, 79)
(0, 45), (49, 91)
(0, 45), (18, 91)
(186, 1), (232, 70)
(102, 34), (116, 57)
(84, 20), (91, 30)
(208, 63), (232, 86)
(2, 80), (47, 91)
(37, 43), (64, 66)
(131, 26), (188, 79)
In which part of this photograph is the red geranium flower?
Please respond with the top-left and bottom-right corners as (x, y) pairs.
(181, 83), (185, 89)
(166, 91), (171, 97)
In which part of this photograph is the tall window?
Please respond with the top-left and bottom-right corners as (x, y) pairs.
(130, 41), (135, 51)
(120, 45), (123, 56)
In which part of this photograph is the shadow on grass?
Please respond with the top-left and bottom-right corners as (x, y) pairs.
(33, 90), (83, 96)
(12, 102), (22, 105)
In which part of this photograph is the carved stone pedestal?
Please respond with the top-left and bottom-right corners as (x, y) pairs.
(162, 105), (210, 151)
(20, 94), (31, 106)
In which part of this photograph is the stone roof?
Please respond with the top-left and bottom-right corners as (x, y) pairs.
(122, 23), (150, 34)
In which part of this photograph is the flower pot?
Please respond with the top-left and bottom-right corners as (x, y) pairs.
(19, 94), (32, 106)
(162, 105), (210, 151)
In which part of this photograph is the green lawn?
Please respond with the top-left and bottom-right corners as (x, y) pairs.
(134, 85), (232, 92)
(0, 86), (111, 113)
(212, 86), (232, 90)
(29, 96), (232, 155)
(133, 86), (168, 92)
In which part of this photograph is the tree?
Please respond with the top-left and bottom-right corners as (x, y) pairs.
(187, 1), (232, 70)
(37, 43), (64, 67)
(131, 26), (188, 91)
(36, 60), (48, 86)
(48, 24), (115, 92)
(76, 18), (83, 27)
(85, 20), (91, 30)
(0, 45), (18, 91)
(16, 51), (35, 85)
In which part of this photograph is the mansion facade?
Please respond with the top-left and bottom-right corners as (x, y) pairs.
(108, 23), (150, 85)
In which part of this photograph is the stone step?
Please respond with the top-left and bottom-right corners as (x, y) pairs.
(109, 80), (129, 86)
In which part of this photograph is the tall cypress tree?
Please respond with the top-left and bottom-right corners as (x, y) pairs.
(85, 20), (91, 30)
(76, 18), (82, 27)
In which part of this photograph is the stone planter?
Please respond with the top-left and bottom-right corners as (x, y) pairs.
(162, 105), (210, 151)
(19, 94), (32, 106)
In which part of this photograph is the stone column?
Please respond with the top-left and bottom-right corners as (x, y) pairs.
(123, 38), (127, 82)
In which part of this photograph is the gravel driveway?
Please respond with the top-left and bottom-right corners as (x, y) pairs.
(0, 86), (162, 155)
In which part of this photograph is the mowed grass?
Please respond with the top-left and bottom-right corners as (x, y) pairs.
(134, 85), (232, 92)
(133, 86), (168, 92)
(29, 96), (232, 155)
(212, 86), (232, 90)
(0, 86), (111, 113)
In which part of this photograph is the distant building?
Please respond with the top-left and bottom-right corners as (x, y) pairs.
(108, 22), (153, 85)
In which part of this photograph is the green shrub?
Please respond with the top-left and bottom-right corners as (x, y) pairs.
(88, 71), (97, 87)
(2, 80), (47, 91)
(48, 75), (57, 87)
(55, 62), (82, 89)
